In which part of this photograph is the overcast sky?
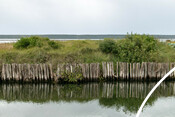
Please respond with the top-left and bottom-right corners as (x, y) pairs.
(0, 0), (175, 34)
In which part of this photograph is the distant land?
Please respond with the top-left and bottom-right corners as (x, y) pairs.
(0, 34), (175, 39)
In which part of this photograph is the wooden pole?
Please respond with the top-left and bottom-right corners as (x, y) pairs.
(130, 63), (133, 80)
(116, 62), (119, 79)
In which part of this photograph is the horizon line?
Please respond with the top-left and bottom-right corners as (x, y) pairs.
(1, 34), (175, 35)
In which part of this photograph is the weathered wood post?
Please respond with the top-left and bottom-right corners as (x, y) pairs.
(90, 63), (100, 81)
(133, 63), (136, 80)
(119, 62), (123, 79)
(127, 63), (129, 80)
(156, 63), (161, 80)
(130, 63), (133, 80)
(147, 62), (152, 80)
(116, 62), (119, 79)
(102, 62), (107, 79)
(140, 62), (145, 80)
(102, 62), (114, 80)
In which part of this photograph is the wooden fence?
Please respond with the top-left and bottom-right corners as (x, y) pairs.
(1, 62), (175, 82)
(1, 64), (54, 82)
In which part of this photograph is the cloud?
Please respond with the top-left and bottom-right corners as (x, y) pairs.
(0, 0), (175, 34)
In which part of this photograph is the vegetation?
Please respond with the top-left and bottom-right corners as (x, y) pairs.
(99, 39), (116, 54)
(61, 66), (83, 83)
(99, 34), (159, 62)
(0, 82), (162, 113)
(14, 36), (60, 49)
(99, 97), (156, 113)
(1, 34), (175, 70)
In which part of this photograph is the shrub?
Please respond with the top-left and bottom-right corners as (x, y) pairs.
(114, 34), (159, 62)
(99, 34), (159, 62)
(48, 41), (59, 49)
(14, 37), (30, 49)
(99, 39), (116, 53)
(14, 36), (61, 49)
(61, 66), (83, 83)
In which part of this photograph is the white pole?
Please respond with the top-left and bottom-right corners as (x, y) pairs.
(136, 67), (175, 117)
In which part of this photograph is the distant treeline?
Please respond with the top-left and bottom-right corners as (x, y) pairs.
(1, 34), (175, 39)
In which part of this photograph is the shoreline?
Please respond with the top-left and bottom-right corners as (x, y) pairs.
(0, 38), (175, 43)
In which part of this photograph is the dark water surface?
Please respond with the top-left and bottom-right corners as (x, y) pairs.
(0, 82), (175, 117)
(1, 34), (175, 39)
(1, 35), (175, 43)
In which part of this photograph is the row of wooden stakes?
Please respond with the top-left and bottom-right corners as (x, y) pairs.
(1, 62), (175, 82)
(1, 64), (54, 81)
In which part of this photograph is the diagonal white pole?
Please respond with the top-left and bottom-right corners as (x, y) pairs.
(136, 67), (175, 117)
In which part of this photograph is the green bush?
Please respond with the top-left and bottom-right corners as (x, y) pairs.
(99, 34), (159, 62)
(14, 36), (60, 49)
(99, 39), (116, 53)
(115, 34), (158, 62)
(14, 37), (30, 49)
(48, 41), (59, 49)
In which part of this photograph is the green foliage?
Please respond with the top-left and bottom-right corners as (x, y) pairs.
(48, 41), (59, 49)
(80, 47), (95, 54)
(99, 34), (159, 62)
(24, 48), (49, 63)
(114, 34), (158, 62)
(99, 39), (116, 53)
(99, 97), (156, 113)
(14, 36), (60, 49)
(2, 34), (175, 68)
(1, 52), (19, 63)
(61, 66), (83, 83)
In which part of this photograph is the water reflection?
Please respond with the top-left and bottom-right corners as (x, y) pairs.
(0, 82), (175, 114)
(0, 82), (174, 100)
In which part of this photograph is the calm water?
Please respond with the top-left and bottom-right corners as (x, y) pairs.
(0, 82), (175, 117)
(1, 34), (175, 43)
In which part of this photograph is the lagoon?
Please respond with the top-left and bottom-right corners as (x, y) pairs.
(0, 82), (174, 117)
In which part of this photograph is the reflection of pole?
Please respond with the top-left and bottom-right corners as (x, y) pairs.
(136, 67), (175, 117)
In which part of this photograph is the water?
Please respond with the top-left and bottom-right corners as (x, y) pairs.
(0, 82), (175, 117)
(1, 34), (175, 43)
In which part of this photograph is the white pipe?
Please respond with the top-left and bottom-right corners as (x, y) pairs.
(136, 67), (175, 117)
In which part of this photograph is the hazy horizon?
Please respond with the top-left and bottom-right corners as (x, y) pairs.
(1, 33), (175, 35)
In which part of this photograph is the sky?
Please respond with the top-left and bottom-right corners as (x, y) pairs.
(0, 0), (175, 34)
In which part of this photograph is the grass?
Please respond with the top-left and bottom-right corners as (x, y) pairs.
(0, 40), (110, 70)
(0, 43), (13, 50)
(1, 36), (175, 70)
